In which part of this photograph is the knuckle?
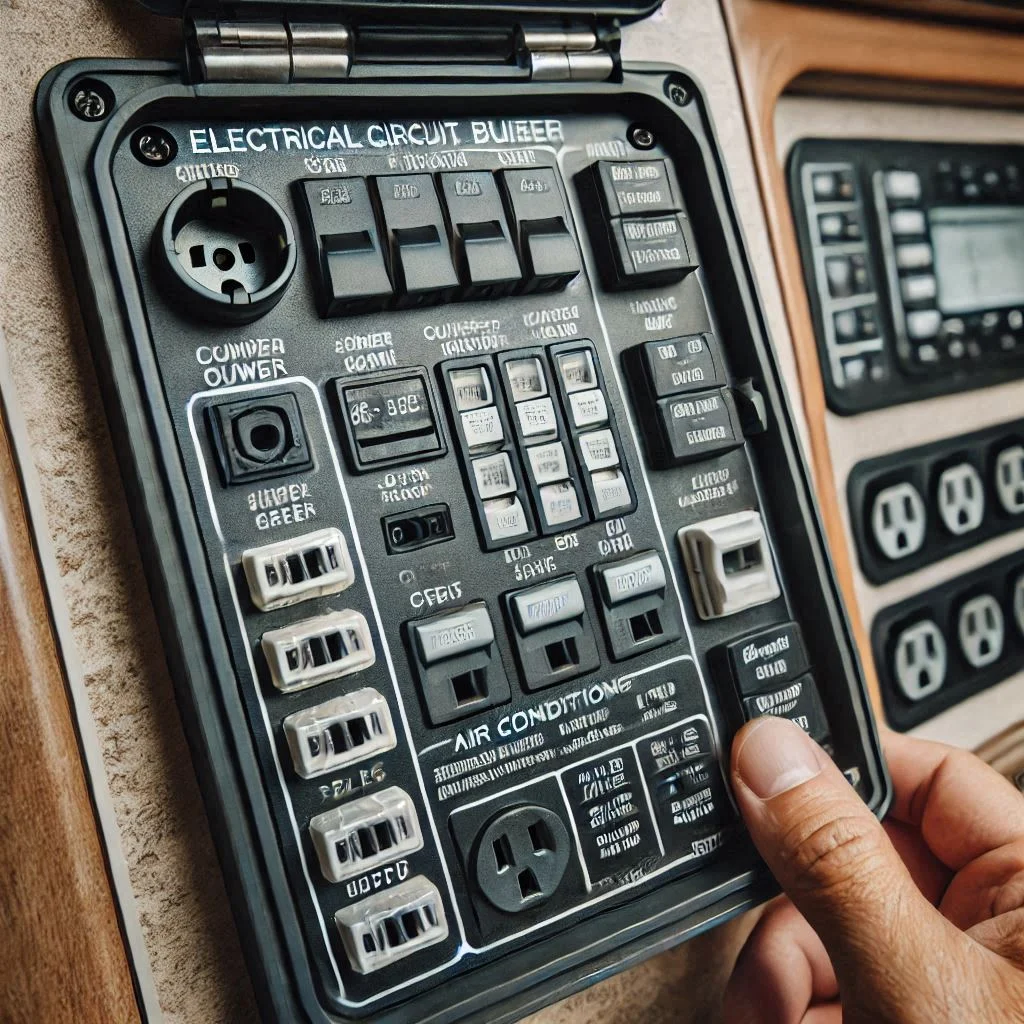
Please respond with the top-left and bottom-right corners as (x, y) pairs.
(777, 808), (886, 895)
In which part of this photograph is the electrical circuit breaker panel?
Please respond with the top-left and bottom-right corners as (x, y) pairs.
(37, 4), (888, 1020)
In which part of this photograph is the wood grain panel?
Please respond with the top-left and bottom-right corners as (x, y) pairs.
(719, 0), (1024, 714)
(0, 405), (140, 1022)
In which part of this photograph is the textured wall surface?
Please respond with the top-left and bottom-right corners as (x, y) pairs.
(0, 0), (796, 1019)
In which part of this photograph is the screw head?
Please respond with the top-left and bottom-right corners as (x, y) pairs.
(628, 125), (656, 150)
(131, 126), (177, 166)
(70, 85), (107, 121)
(668, 82), (690, 107)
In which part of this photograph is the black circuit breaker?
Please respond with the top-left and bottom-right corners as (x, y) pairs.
(37, 4), (888, 1021)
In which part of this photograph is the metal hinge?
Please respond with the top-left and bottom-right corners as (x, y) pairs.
(187, 17), (615, 84)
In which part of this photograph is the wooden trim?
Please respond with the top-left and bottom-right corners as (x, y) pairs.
(719, 0), (1024, 713)
(0, 407), (140, 1020)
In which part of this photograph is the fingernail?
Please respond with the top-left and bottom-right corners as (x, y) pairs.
(733, 716), (825, 800)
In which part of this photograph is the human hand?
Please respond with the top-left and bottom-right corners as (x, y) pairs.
(722, 715), (1024, 1024)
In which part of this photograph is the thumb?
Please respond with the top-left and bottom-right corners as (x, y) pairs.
(731, 716), (958, 1015)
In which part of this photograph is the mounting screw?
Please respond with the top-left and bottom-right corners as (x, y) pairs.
(131, 126), (177, 167)
(69, 81), (110, 121)
(628, 125), (656, 150)
(370, 763), (386, 784)
(668, 82), (690, 107)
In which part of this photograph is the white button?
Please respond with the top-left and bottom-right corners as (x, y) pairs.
(884, 170), (921, 201)
(917, 343), (940, 363)
(895, 243), (933, 270)
(527, 442), (569, 484)
(569, 389), (608, 428)
(461, 407), (504, 449)
(505, 357), (547, 403)
(578, 429), (619, 471)
(555, 350), (598, 393)
(539, 481), (582, 527)
(449, 367), (492, 411)
(890, 209), (926, 236)
(472, 452), (516, 499)
(483, 495), (531, 541)
(907, 309), (942, 340)
(811, 172), (839, 200)
(517, 397), (558, 437)
(901, 275), (937, 303)
(591, 469), (631, 514)
(818, 213), (845, 240)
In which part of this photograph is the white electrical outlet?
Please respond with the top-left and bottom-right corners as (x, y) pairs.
(892, 620), (947, 702)
(1014, 574), (1024, 640)
(936, 463), (985, 536)
(995, 445), (1024, 516)
(957, 594), (1005, 669)
(870, 482), (927, 560)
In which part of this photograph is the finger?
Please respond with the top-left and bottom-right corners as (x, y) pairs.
(884, 730), (1024, 871)
(883, 818), (952, 905)
(722, 899), (837, 1024)
(802, 1007), (842, 1024)
(731, 716), (960, 1016)
(967, 907), (1024, 970)
(940, 837), (1024, 931)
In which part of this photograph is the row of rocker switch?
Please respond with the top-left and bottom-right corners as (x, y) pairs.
(299, 169), (581, 316)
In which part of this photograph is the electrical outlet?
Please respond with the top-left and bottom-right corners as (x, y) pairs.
(1014, 574), (1024, 639)
(473, 806), (571, 914)
(936, 463), (985, 536)
(892, 620), (946, 702)
(870, 482), (926, 560)
(995, 445), (1024, 516)
(957, 594), (1005, 669)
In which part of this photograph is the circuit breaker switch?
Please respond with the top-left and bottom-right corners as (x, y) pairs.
(593, 551), (679, 660)
(242, 527), (354, 611)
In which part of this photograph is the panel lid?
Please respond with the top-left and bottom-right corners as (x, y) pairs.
(140, 0), (663, 22)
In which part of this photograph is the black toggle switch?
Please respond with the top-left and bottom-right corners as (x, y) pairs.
(298, 178), (393, 317)
(439, 171), (521, 295)
(374, 174), (459, 305)
(500, 168), (581, 293)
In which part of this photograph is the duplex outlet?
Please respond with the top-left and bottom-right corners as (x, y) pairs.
(892, 620), (946, 702)
(870, 482), (926, 561)
(1014, 574), (1024, 638)
(995, 445), (1024, 516)
(957, 594), (1005, 669)
(936, 463), (985, 537)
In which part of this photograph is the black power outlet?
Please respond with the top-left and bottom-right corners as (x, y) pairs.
(208, 392), (313, 485)
(472, 805), (571, 914)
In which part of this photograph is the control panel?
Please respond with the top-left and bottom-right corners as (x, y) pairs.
(39, 56), (886, 1024)
(789, 140), (1024, 414)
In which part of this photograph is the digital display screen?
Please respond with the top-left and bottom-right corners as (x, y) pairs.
(930, 206), (1024, 315)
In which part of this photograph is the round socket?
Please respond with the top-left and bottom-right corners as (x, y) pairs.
(870, 482), (926, 561)
(473, 805), (570, 914)
(957, 594), (1005, 669)
(154, 178), (295, 324)
(995, 445), (1024, 516)
(892, 619), (946, 702)
(936, 463), (985, 536)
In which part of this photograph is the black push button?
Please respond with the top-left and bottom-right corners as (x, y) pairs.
(596, 160), (678, 217)
(721, 622), (810, 696)
(651, 387), (743, 466)
(374, 174), (459, 303)
(636, 334), (722, 398)
(742, 674), (829, 743)
(299, 178), (393, 316)
(333, 369), (445, 471)
(439, 171), (521, 293)
(609, 214), (692, 285)
(500, 168), (581, 292)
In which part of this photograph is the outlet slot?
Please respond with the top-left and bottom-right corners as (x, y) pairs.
(995, 445), (1024, 516)
(242, 528), (354, 611)
(208, 392), (313, 485)
(263, 610), (375, 692)
(335, 876), (448, 974)
(283, 688), (396, 780)
(936, 462), (985, 537)
(957, 594), (1004, 669)
(382, 504), (455, 554)
(679, 511), (781, 619)
(309, 787), (423, 884)
(472, 806), (571, 914)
